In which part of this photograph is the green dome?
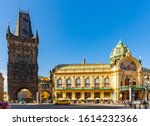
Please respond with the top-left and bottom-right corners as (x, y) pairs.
(110, 40), (130, 65)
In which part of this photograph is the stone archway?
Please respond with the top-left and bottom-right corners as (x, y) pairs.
(40, 90), (51, 103)
(16, 88), (33, 103)
(8, 83), (37, 103)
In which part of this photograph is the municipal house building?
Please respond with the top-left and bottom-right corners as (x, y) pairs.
(51, 41), (150, 103)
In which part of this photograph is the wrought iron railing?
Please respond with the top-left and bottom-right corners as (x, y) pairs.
(55, 87), (112, 90)
(120, 85), (145, 91)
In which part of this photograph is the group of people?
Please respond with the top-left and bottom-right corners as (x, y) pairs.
(122, 100), (149, 109)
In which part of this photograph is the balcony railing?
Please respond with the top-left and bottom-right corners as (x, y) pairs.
(55, 87), (112, 90)
(119, 85), (145, 91)
(119, 85), (130, 91)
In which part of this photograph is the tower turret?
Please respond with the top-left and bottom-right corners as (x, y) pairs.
(6, 9), (39, 102)
(110, 40), (130, 66)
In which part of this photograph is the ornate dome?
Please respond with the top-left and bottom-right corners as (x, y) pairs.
(110, 40), (131, 65)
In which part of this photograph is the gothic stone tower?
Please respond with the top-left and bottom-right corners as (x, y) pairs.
(6, 10), (39, 102)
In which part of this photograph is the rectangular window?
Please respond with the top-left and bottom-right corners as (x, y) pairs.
(66, 92), (72, 99)
(75, 92), (81, 99)
(85, 92), (91, 99)
(104, 92), (110, 98)
(94, 92), (100, 98)
(57, 92), (62, 99)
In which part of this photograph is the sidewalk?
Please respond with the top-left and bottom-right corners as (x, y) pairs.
(71, 103), (125, 107)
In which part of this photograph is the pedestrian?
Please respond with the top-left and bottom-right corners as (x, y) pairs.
(139, 104), (141, 109)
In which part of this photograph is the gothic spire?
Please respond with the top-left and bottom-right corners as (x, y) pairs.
(14, 10), (33, 38)
(7, 24), (11, 35)
(36, 29), (39, 41)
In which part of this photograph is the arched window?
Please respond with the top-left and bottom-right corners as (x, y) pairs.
(85, 78), (90, 88)
(57, 78), (62, 88)
(120, 60), (137, 71)
(94, 77), (100, 88)
(94, 78), (99, 84)
(75, 77), (81, 88)
(75, 77), (80, 84)
(104, 77), (109, 87)
(66, 78), (71, 88)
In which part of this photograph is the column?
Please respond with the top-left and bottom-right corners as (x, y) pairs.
(81, 76), (84, 88)
(72, 76), (75, 88)
(101, 91), (104, 100)
(101, 76), (104, 88)
(91, 76), (94, 88)
(62, 92), (66, 99)
(54, 91), (57, 100)
(110, 92), (112, 101)
(72, 92), (75, 99)
(81, 92), (84, 99)
(91, 92), (94, 99)
(62, 76), (66, 88)
(116, 72), (120, 103)
(129, 87), (132, 101)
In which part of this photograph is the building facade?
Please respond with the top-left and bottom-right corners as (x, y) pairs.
(51, 41), (150, 103)
(6, 10), (39, 102)
(38, 76), (53, 103)
(0, 73), (4, 101)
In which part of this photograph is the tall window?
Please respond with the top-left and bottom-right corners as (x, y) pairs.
(85, 78), (90, 88)
(94, 77), (100, 88)
(125, 77), (130, 86)
(75, 77), (81, 88)
(104, 77), (109, 87)
(57, 78), (62, 88)
(66, 78), (71, 88)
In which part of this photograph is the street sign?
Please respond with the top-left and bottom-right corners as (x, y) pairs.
(132, 92), (135, 98)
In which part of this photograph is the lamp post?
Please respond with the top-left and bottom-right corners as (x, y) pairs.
(36, 92), (39, 104)
(129, 79), (133, 102)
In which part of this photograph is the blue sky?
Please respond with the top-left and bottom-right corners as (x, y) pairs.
(1, 0), (150, 90)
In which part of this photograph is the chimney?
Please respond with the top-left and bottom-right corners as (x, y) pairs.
(82, 58), (86, 64)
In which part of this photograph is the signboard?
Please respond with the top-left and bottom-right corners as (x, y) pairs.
(132, 92), (135, 98)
